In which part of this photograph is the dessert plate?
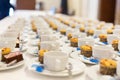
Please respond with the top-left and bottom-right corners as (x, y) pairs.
(70, 51), (99, 65)
(28, 58), (86, 77)
(0, 61), (24, 71)
(85, 65), (118, 80)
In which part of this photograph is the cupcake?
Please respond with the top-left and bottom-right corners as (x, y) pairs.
(70, 38), (78, 47)
(87, 29), (94, 36)
(1, 48), (11, 61)
(107, 29), (113, 34)
(80, 45), (92, 57)
(100, 59), (116, 76)
(60, 29), (66, 35)
(67, 33), (72, 40)
(38, 49), (48, 64)
(99, 34), (107, 42)
(112, 40), (119, 51)
(79, 27), (85, 32)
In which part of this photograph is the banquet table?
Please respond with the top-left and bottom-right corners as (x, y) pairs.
(0, 10), (118, 80)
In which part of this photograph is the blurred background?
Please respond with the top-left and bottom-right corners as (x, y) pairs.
(0, 0), (120, 24)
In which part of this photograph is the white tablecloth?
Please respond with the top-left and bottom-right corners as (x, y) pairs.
(0, 10), (91, 80)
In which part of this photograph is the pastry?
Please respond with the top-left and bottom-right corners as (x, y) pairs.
(100, 59), (116, 76)
(1, 48), (11, 61)
(79, 27), (85, 32)
(3, 51), (23, 64)
(99, 34), (107, 42)
(70, 38), (78, 47)
(112, 40), (119, 51)
(87, 29), (94, 36)
(107, 29), (113, 34)
(80, 45), (92, 57)
(60, 29), (66, 35)
(38, 49), (48, 64)
(67, 33), (72, 40)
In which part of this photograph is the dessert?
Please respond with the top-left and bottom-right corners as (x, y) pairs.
(107, 29), (113, 34)
(3, 51), (23, 64)
(1, 48), (11, 61)
(70, 38), (78, 47)
(15, 39), (19, 48)
(39, 49), (48, 64)
(100, 59), (116, 76)
(99, 34), (107, 42)
(112, 40), (119, 51)
(60, 29), (66, 35)
(79, 27), (85, 32)
(80, 45), (92, 57)
(87, 29), (94, 36)
(67, 33), (72, 40)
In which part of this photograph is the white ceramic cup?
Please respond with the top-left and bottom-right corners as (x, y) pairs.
(93, 45), (115, 59)
(40, 41), (60, 51)
(117, 61), (120, 78)
(113, 29), (120, 35)
(107, 34), (119, 44)
(40, 35), (58, 41)
(78, 37), (94, 47)
(94, 30), (106, 37)
(44, 51), (68, 71)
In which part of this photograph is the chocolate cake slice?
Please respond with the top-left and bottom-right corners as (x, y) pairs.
(4, 51), (23, 64)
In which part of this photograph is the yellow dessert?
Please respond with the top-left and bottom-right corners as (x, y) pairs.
(38, 49), (48, 64)
(79, 27), (85, 32)
(107, 29), (113, 34)
(67, 33), (72, 40)
(99, 34), (107, 42)
(80, 45), (92, 57)
(100, 59), (116, 76)
(112, 40), (119, 51)
(1, 47), (11, 55)
(70, 38), (78, 47)
(87, 29), (94, 36)
(1, 47), (11, 61)
(60, 29), (66, 35)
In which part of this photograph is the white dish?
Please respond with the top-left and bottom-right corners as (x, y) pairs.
(28, 58), (86, 77)
(70, 51), (99, 65)
(0, 61), (24, 71)
(86, 65), (118, 80)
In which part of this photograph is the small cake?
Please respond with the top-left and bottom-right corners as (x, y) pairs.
(70, 38), (78, 47)
(60, 29), (66, 35)
(79, 27), (85, 32)
(38, 49), (48, 64)
(112, 40), (119, 51)
(3, 51), (23, 64)
(71, 24), (76, 28)
(52, 24), (58, 30)
(87, 29), (94, 36)
(67, 33), (72, 40)
(99, 34), (107, 42)
(15, 39), (20, 48)
(1, 48), (11, 61)
(100, 59), (116, 76)
(80, 45), (92, 57)
(107, 29), (113, 34)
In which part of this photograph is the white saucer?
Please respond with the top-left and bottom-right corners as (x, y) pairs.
(28, 58), (86, 77)
(86, 65), (117, 80)
(0, 61), (24, 71)
(70, 51), (99, 65)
